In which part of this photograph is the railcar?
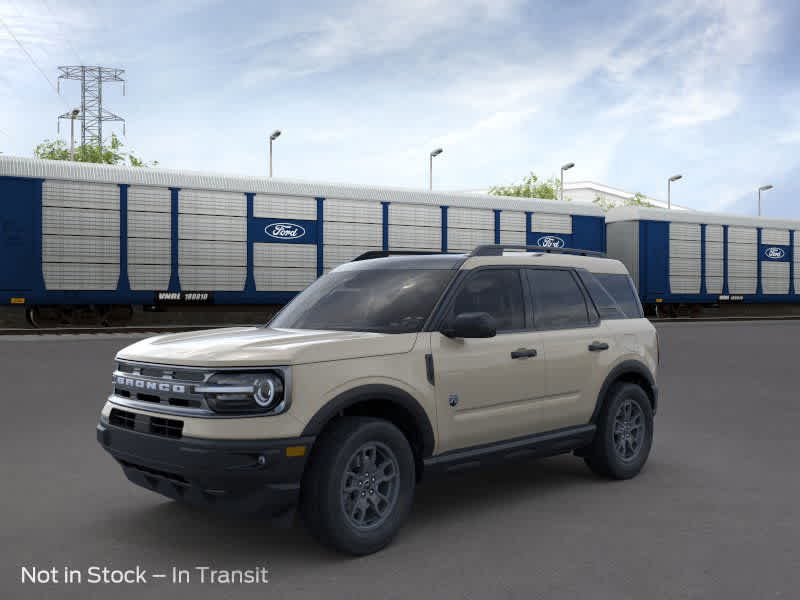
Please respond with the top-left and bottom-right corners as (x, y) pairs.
(0, 156), (605, 326)
(606, 206), (800, 316)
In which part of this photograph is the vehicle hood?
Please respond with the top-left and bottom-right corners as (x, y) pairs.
(116, 327), (418, 367)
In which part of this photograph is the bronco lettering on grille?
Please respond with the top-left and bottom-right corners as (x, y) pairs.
(115, 376), (186, 394)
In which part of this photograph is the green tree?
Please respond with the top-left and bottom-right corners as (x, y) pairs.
(489, 171), (564, 200)
(593, 191), (655, 212)
(33, 133), (157, 167)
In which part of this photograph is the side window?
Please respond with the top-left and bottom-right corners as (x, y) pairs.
(577, 270), (626, 320)
(527, 269), (591, 330)
(594, 273), (643, 318)
(450, 269), (525, 332)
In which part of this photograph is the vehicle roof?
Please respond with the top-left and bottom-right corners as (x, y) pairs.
(336, 251), (629, 275)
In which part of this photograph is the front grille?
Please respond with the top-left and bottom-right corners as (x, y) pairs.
(121, 362), (205, 382)
(108, 408), (184, 439)
(112, 361), (212, 415)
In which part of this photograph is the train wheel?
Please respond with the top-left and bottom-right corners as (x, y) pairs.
(25, 306), (42, 328)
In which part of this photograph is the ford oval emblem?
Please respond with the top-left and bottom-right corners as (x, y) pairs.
(764, 247), (786, 259)
(264, 222), (306, 240)
(536, 235), (566, 248)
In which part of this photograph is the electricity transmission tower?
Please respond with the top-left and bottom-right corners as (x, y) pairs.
(57, 66), (126, 148)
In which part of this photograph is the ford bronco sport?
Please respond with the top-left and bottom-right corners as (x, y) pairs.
(97, 245), (658, 555)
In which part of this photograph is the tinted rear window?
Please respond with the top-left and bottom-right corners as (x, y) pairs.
(526, 269), (591, 330)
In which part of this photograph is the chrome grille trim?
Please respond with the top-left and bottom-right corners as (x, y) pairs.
(111, 359), (292, 419)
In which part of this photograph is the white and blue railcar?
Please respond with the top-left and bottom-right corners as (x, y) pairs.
(0, 156), (605, 323)
(606, 206), (800, 313)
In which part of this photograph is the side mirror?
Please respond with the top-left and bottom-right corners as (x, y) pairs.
(442, 312), (497, 339)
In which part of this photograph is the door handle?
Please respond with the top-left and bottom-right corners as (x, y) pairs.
(588, 341), (609, 352)
(511, 348), (537, 359)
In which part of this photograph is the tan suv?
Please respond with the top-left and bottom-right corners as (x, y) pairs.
(97, 245), (658, 555)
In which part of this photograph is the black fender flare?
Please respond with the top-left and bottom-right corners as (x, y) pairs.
(301, 384), (436, 458)
(591, 360), (658, 422)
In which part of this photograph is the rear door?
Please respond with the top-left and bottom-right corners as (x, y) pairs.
(0, 178), (37, 291)
(524, 268), (611, 429)
(431, 268), (548, 452)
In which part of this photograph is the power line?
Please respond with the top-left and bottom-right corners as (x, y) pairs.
(37, 0), (85, 66)
(0, 15), (66, 105)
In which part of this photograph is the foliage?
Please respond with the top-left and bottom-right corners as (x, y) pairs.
(33, 134), (157, 167)
(593, 191), (655, 212)
(489, 171), (565, 200)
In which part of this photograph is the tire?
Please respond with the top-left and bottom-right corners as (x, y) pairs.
(584, 383), (653, 480)
(300, 417), (416, 555)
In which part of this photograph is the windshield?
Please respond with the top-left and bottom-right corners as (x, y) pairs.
(270, 268), (454, 333)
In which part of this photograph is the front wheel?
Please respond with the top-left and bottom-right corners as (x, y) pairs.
(300, 417), (415, 555)
(584, 383), (653, 479)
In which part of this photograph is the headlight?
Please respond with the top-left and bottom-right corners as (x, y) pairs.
(196, 372), (287, 415)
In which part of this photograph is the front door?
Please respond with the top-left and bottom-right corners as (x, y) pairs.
(432, 268), (547, 452)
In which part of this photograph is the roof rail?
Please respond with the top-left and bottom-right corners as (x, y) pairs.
(351, 250), (450, 262)
(469, 244), (608, 258)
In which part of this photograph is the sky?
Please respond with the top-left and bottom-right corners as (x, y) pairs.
(1, 0), (799, 218)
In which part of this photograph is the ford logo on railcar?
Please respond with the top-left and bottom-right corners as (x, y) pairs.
(764, 247), (786, 259)
(536, 235), (566, 248)
(265, 222), (306, 239)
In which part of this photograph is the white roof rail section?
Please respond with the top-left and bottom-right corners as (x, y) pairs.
(606, 206), (800, 229)
(0, 155), (604, 217)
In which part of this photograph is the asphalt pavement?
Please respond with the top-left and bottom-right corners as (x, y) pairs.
(1, 321), (798, 599)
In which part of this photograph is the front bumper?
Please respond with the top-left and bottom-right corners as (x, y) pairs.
(97, 418), (314, 516)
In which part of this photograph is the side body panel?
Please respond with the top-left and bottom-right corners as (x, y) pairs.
(430, 331), (548, 453)
(0, 177), (39, 292)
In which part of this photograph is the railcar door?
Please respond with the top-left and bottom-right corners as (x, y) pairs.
(0, 177), (37, 291)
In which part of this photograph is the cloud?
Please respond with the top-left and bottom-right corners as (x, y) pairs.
(238, 0), (520, 84)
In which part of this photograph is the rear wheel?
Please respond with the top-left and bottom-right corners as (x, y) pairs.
(584, 383), (653, 479)
(300, 417), (415, 555)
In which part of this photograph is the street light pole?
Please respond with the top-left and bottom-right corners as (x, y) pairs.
(429, 148), (443, 190)
(269, 130), (281, 177)
(758, 184), (773, 216)
(667, 174), (683, 209)
(560, 162), (575, 202)
(69, 108), (80, 160)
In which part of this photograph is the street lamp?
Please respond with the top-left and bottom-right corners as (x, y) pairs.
(429, 148), (443, 191)
(667, 174), (682, 209)
(758, 184), (773, 216)
(560, 162), (575, 202)
(269, 130), (281, 177)
(68, 108), (80, 160)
